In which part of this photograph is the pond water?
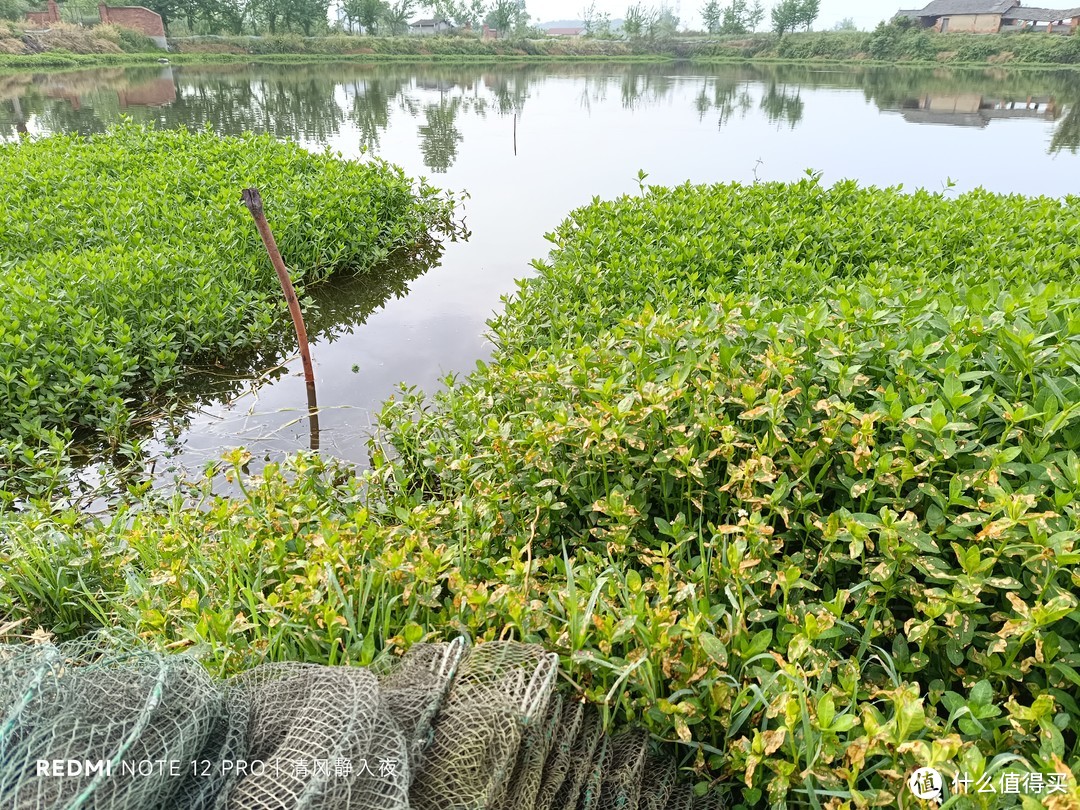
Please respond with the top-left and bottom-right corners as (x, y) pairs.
(2, 61), (1078, 477)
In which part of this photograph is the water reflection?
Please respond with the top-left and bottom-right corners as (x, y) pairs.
(1053, 103), (1080, 154)
(760, 82), (805, 129)
(4, 62), (1080, 159)
(418, 96), (463, 173)
(898, 94), (1058, 127)
(64, 246), (442, 471)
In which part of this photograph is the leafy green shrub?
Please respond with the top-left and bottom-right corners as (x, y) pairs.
(769, 31), (870, 61)
(374, 177), (1080, 803)
(5, 178), (1079, 805)
(954, 36), (998, 64)
(0, 123), (463, 484)
(114, 26), (160, 53)
(249, 33), (310, 54)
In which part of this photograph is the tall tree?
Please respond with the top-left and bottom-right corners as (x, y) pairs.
(711, 0), (764, 34)
(744, 1), (764, 30)
(381, 0), (414, 34)
(288, 0), (331, 35)
(582, 1), (598, 32)
(582, 0), (612, 34)
(701, 0), (721, 33)
(215, 0), (248, 34)
(139, 0), (187, 33)
(249, 0), (284, 33)
(350, 0), (384, 33)
(796, 0), (819, 31)
(486, 0), (526, 35)
(623, 3), (653, 37)
(649, 2), (678, 36)
(432, 0), (471, 24)
(454, 0), (485, 27)
(770, 0), (799, 36)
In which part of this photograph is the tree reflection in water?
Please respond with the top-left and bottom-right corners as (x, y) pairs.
(1, 61), (1078, 165)
(760, 81), (805, 129)
(418, 96), (463, 174)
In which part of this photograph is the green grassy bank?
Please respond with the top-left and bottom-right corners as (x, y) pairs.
(0, 50), (671, 69)
(0, 124), (463, 499)
(690, 26), (1080, 67)
(5, 22), (1080, 69)
(4, 175), (1079, 806)
(0, 25), (656, 68)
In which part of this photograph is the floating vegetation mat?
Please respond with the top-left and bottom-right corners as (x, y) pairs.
(0, 638), (721, 810)
(0, 123), (464, 502)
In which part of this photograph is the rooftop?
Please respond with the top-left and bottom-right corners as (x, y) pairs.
(914, 0), (1017, 15)
(1002, 4), (1080, 19)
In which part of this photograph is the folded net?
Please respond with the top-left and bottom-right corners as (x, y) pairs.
(0, 638), (724, 810)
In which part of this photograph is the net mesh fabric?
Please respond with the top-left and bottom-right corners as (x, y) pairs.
(493, 691), (563, 810)
(533, 698), (584, 810)
(224, 664), (384, 810)
(637, 757), (677, 810)
(666, 784), (696, 810)
(551, 704), (605, 810)
(0, 638), (725, 810)
(408, 641), (559, 810)
(0, 641), (224, 810)
(597, 730), (649, 810)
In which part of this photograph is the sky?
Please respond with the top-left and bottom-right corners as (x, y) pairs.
(521, 0), (900, 30)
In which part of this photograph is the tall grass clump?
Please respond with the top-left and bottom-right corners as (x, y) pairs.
(0, 123), (463, 497)
(3, 176), (1079, 805)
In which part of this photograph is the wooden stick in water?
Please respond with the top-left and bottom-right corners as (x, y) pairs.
(240, 187), (316, 389)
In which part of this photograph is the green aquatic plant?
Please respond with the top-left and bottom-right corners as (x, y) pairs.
(365, 176), (1080, 805)
(0, 122), (464, 501)
(3, 177), (1080, 806)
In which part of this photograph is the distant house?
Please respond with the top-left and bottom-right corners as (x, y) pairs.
(546, 26), (586, 37)
(408, 18), (454, 35)
(895, 1), (1080, 33)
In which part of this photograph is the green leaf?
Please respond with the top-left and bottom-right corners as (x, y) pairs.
(817, 694), (835, 730)
(699, 632), (728, 669)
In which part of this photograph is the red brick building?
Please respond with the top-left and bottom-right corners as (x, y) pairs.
(24, 0), (60, 27)
(25, 1), (167, 49)
(97, 4), (166, 41)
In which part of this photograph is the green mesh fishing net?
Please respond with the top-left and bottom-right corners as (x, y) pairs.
(0, 638), (724, 810)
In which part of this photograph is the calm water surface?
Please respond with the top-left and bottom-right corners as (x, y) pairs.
(3, 61), (1078, 476)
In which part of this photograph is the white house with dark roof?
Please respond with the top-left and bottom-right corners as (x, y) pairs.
(408, 18), (454, 35)
(895, 0), (1080, 32)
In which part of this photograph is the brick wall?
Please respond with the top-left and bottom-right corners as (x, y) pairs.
(97, 4), (165, 38)
(25, 0), (60, 26)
